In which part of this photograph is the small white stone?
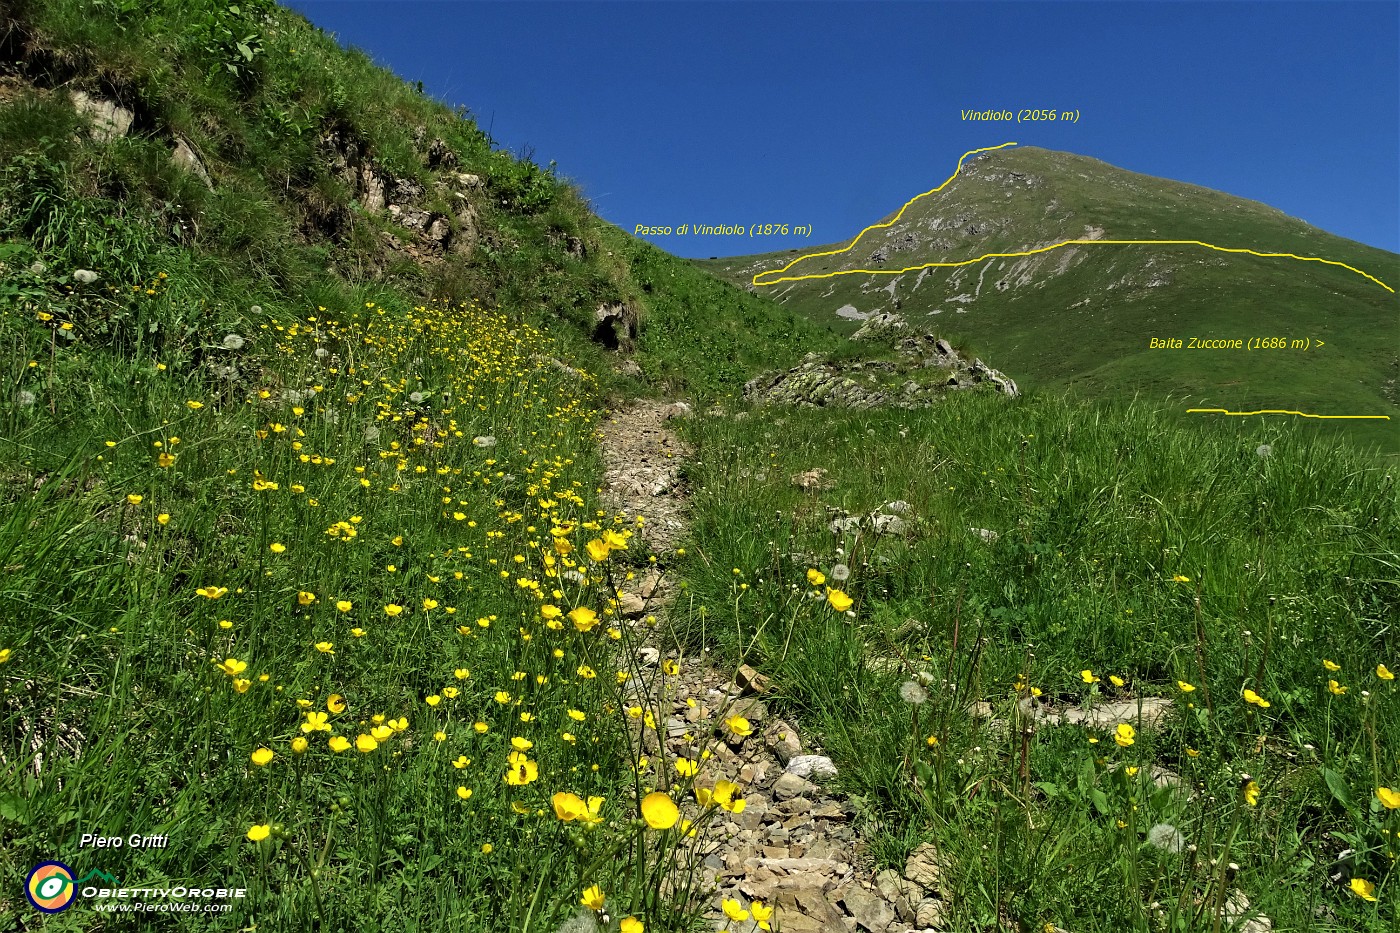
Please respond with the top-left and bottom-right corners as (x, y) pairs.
(785, 755), (837, 779)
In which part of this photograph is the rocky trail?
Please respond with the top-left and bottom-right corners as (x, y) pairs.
(594, 401), (1272, 933)
(597, 401), (954, 933)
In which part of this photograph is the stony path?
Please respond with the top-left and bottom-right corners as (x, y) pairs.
(596, 402), (1274, 933)
(597, 401), (953, 933)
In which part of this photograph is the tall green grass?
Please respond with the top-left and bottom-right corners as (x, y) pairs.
(674, 391), (1399, 930)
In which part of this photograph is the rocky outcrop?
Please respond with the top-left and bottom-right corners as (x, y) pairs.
(744, 334), (1017, 410)
(70, 90), (134, 141)
(593, 301), (639, 351)
(318, 127), (480, 262)
(850, 312), (910, 341)
(171, 136), (213, 190)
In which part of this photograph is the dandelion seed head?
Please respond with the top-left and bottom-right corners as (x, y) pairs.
(222, 333), (246, 350)
(899, 680), (928, 705)
(1256, 444), (1272, 458)
(831, 562), (850, 582)
(16, 390), (36, 409)
(1147, 823), (1185, 853)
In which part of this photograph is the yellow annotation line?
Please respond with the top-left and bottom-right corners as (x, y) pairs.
(751, 142), (1395, 294)
(1187, 408), (1391, 421)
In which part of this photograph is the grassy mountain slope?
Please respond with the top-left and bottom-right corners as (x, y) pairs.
(0, 1), (834, 928)
(699, 146), (1400, 452)
(2, 3), (1398, 932)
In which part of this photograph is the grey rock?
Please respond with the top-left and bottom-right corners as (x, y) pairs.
(904, 843), (943, 890)
(839, 885), (895, 932)
(830, 515), (862, 535)
(774, 772), (817, 802)
(868, 514), (909, 536)
(172, 137), (213, 189)
(914, 898), (946, 928)
(765, 720), (802, 764)
(70, 90), (133, 141)
(786, 755), (837, 780)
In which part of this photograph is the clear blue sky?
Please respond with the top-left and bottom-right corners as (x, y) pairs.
(285, 1), (1399, 258)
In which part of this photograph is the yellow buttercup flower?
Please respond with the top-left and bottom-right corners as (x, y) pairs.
(215, 657), (246, 676)
(1378, 664), (1395, 681)
(581, 885), (605, 911)
(825, 588), (853, 612)
(1322, 659), (1340, 672)
(751, 900), (773, 931)
(1109, 675), (1125, 688)
(355, 734), (378, 753)
(1113, 723), (1135, 747)
(1350, 878), (1377, 902)
(336, 600), (353, 612)
(1242, 688), (1271, 709)
(250, 747), (274, 766)
(696, 779), (745, 813)
(328, 735), (351, 752)
(247, 824), (270, 842)
(641, 792), (679, 830)
(620, 918), (644, 933)
(806, 568), (825, 586)
(1242, 780), (1261, 806)
(722, 899), (750, 923)
(505, 751), (538, 785)
(725, 715), (753, 738)
(1177, 680), (1195, 692)
(553, 792), (589, 822)
(1080, 669), (1099, 684)
(327, 694), (346, 714)
(1328, 680), (1347, 696)
(1376, 787), (1400, 810)
(569, 607), (599, 632)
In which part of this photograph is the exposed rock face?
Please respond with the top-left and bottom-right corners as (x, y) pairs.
(851, 312), (910, 341)
(593, 301), (638, 351)
(171, 136), (213, 189)
(70, 90), (134, 141)
(744, 333), (1017, 410)
(319, 128), (480, 262)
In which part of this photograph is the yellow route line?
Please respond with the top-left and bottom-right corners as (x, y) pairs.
(1187, 408), (1391, 421)
(751, 142), (1395, 294)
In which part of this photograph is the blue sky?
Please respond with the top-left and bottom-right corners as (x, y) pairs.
(284, 1), (1399, 258)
